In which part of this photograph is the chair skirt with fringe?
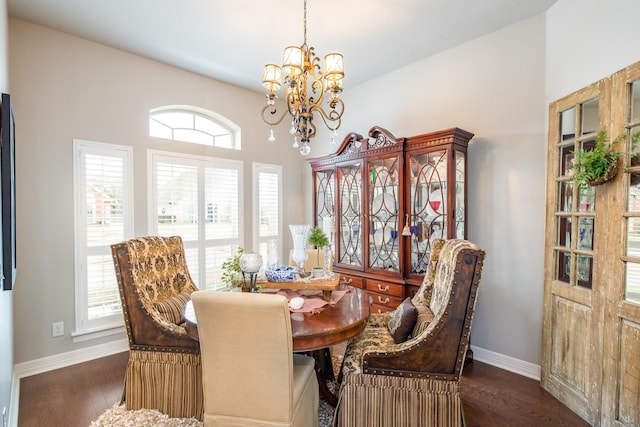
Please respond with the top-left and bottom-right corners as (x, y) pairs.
(123, 349), (203, 420)
(334, 373), (464, 427)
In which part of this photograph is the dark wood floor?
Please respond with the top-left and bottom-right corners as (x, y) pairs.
(18, 351), (589, 427)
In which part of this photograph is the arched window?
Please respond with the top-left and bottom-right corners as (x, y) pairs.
(149, 105), (241, 149)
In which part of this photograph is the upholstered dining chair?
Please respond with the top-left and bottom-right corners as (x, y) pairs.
(111, 235), (203, 419)
(191, 290), (319, 427)
(334, 238), (486, 427)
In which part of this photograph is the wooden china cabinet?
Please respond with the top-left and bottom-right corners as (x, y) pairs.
(308, 126), (473, 313)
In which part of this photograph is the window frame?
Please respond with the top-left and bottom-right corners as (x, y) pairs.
(73, 139), (133, 340)
(149, 105), (241, 150)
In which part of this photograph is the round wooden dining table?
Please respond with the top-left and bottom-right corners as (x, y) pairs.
(182, 285), (370, 406)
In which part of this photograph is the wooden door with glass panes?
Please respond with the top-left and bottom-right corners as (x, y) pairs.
(542, 79), (607, 424)
(600, 62), (640, 427)
(543, 60), (640, 426)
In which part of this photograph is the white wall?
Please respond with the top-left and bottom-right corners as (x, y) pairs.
(9, 18), (306, 364)
(546, 0), (640, 105)
(312, 15), (548, 366)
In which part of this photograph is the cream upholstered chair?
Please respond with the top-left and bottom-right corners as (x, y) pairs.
(191, 291), (319, 427)
(111, 235), (203, 419)
(334, 239), (486, 427)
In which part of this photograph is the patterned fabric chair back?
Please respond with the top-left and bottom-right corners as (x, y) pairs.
(111, 235), (203, 419)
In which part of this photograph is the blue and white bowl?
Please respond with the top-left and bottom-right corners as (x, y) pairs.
(265, 264), (298, 282)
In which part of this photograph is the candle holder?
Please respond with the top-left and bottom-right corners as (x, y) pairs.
(239, 253), (263, 292)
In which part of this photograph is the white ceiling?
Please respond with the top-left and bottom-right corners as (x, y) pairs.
(8, 0), (557, 93)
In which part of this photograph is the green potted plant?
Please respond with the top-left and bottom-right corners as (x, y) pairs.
(308, 226), (330, 278)
(571, 129), (640, 188)
(220, 246), (244, 288)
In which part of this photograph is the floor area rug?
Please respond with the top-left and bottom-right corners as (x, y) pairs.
(91, 400), (335, 427)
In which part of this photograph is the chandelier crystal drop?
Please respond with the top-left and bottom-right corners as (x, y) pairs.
(260, 0), (344, 156)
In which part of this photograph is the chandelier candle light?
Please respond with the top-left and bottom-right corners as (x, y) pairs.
(261, 0), (345, 156)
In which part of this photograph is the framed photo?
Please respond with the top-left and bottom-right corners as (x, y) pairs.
(2, 93), (16, 291)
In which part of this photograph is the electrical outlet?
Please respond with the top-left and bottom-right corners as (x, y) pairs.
(52, 322), (64, 337)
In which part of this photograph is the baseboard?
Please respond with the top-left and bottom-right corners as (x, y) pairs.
(470, 345), (541, 380)
(13, 338), (129, 380)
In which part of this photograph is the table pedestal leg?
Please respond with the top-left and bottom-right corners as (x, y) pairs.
(311, 348), (338, 407)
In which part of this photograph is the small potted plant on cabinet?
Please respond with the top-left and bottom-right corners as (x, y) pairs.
(308, 227), (330, 278)
(571, 129), (640, 188)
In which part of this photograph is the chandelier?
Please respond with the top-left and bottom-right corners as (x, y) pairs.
(260, 0), (345, 156)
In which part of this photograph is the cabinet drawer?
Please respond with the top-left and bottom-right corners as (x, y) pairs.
(369, 292), (403, 309)
(365, 279), (404, 298)
(339, 274), (364, 289)
(370, 303), (396, 314)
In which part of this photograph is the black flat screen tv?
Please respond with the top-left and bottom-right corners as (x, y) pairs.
(1, 93), (16, 291)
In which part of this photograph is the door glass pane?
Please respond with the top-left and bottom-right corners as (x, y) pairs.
(368, 157), (399, 271)
(625, 262), (640, 303)
(560, 107), (576, 141)
(576, 255), (593, 289)
(577, 217), (594, 251)
(556, 251), (571, 283)
(560, 145), (575, 176)
(627, 217), (640, 257)
(557, 216), (571, 248)
(631, 79), (640, 122)
(558, 181), (574, 212)
(581, 98), (599, 136)
(628, 172), (640, 212)
(338, 164), (362, 267)
(578, 186), (595, 212)
(630, 125), (640, 163)
(558, 216), (572, 247)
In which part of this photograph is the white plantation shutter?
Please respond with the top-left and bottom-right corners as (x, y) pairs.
(253, 164), (282, 266)
(74, 140), (133, 335)
(205, 167), (239, 240)
(155, 162), (199, 240)
(149, 151), (243, 290)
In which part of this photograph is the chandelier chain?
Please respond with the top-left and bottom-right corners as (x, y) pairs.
(303, 0), (307, 46)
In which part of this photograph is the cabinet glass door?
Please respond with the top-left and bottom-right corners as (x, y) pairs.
(337, 163), (362, 267)
(408, 150), (448, 274)
(367, 157), (399, 272)
(455, 150), (466, 238)
(314, 169), (335, 248)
